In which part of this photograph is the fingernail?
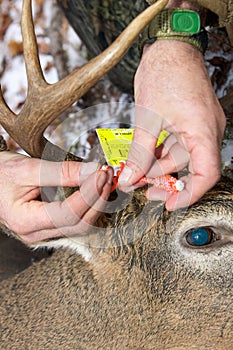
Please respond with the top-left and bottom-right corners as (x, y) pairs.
(118, 166), (133, 185)
(97, 171), (107, 189)
(107, 168), (113, 185)
(101, 165), (114, 185)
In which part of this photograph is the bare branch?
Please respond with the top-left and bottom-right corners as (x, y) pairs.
(48, 0), (69, 80)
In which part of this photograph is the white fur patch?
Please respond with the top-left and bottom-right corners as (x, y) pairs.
(33, 238), (92, 262)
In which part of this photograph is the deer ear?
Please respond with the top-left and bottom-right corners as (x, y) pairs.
(32, 236), (97, 262)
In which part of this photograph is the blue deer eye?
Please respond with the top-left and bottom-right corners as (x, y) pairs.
(186, 228), (214, 247)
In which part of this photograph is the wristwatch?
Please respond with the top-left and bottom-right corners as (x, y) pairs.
(139, 8), (208, 54)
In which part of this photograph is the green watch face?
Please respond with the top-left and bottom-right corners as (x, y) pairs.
(171, 10), (201, 34)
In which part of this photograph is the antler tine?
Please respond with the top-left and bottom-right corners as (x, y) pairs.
(0, 0), (168, 159)
(21, 0), (46, 88)
(0, 87), (14, 120)
(0, 86), (17, 141)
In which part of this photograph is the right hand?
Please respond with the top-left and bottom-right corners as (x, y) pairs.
(0, 152), (113, 244)
(119, 40), (226, 210)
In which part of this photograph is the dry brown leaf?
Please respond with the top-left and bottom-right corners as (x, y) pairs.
(43, 60), (54, 72)
(35, 0), (45, 5)
(0, 13), (12, 40)
(38, 41), (50, 55)
(8, 40), (23, 57)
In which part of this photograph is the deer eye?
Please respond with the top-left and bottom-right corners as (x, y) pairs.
(186, 227), (215, 247)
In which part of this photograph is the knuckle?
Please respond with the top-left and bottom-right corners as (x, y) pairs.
(61, 161), (78, 187)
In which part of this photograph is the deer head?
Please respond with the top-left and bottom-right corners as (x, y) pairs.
(0, 178), (233, 349)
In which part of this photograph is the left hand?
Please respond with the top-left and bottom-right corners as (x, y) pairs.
(0, 152), (113, 244)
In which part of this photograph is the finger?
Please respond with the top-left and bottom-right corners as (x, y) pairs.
(40, 160), (101, 187)
(165, 142), (222, 210)
(23, 214), (98, 243)
(119, 106), (164, 187)
(118, 140), (156, 187)
(146, 142), (190, 178)
(12, 170), (111, 237)
(118, 142), (186, 193)
(146, 187), (173, 203)
(72, 174), (113, 229)
(119, 138), (189, 194)
(120, 140), (189, 193)
(43, 170), (111, 228)
(16, 157), (100, 187)
(146, 138), (222, 210)
(22, 174), (113, 243)
(147, 160), (221, 211)
(165, 171), (220, 210)
(156, 133), (178, 158)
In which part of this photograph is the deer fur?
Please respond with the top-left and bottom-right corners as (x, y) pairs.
(0, 178), (232, 349)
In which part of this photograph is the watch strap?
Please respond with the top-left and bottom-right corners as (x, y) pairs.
(139, 8), (208, 55)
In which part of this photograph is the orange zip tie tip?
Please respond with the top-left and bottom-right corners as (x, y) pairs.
(101, 161), (184, 193)
(140, 174), (184, 193)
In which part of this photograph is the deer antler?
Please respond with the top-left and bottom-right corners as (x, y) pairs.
(0, 0), (168, 159)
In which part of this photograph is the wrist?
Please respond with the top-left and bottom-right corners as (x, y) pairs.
(142, 39), (205, 66)
(137, 40), (209, 97)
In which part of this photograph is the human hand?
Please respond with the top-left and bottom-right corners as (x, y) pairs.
(0, 152), (113, 244)
(118, 40), (226, 210)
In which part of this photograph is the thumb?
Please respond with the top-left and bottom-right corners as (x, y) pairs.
(118, 132), (156, 187)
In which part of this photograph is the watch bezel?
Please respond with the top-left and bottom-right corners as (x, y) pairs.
(171, 9), (201, 35)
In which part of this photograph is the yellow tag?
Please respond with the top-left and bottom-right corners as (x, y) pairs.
(96, 128), (169, 167)
(156, 129), (169, 147)
(96, 128), (133, 166)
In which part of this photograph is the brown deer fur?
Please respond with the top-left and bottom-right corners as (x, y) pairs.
(0, 179), (233, 349)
